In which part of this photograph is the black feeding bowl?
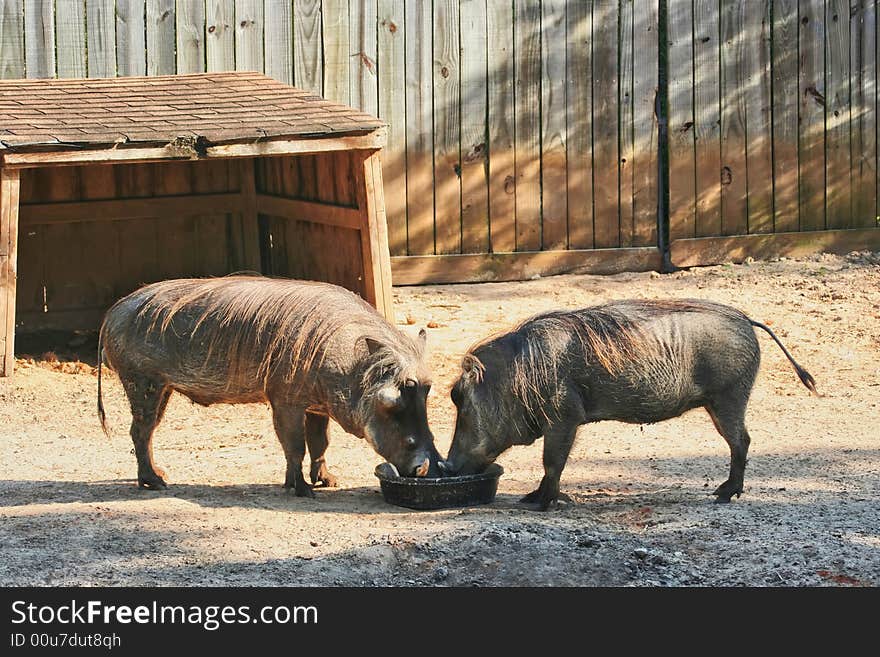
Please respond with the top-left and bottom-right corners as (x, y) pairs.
(374, 463), (503, 510)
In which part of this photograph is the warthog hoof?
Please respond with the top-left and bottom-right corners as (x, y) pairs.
(713, 480), (743, 503)
(284, 475), (316, 498)
(310, 462), (339, 488)
(137, 468), (167, 490)
(520, 488), (572, 511)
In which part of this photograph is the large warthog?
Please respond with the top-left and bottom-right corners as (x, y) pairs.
(98, 276), (441, 495)
(442, 299), (817, 509)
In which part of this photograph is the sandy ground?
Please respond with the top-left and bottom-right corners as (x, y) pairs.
(1, 252), (878, 587)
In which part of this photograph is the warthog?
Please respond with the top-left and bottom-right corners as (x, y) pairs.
(443, 299), (816, 509)
(97, 276), (440, 495)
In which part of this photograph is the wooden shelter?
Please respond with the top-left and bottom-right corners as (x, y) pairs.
(0, 72), (392, 376)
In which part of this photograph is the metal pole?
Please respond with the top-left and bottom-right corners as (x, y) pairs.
(656, 0), (677, 273)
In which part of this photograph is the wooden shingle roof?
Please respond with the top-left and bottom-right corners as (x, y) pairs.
(0, 72), (385, 155)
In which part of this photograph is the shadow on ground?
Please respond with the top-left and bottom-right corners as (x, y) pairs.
(16, 330), (100, 366)
(1, 448), (877, 587)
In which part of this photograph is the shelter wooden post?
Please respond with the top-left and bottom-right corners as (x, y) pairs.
(0, 168), (21, 377)
(237, 158), (262, 272)
(355, 150), (394, 322)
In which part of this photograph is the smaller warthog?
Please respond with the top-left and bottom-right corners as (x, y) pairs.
(98, 276), (441, 495)
(443, 300), (817, 509)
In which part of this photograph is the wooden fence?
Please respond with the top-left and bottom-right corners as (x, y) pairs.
(667, 0), (880, 267)
(1, 1), (879, 283)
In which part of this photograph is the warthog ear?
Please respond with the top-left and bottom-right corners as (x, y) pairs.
(461, 354), (485, 383)
(416, 328), (427, 352)
(364, 337), (384, 355)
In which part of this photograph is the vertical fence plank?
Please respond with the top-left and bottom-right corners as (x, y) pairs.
(799, 0), (826, 230)
(541, 0), (568, 250)
(514, 0), (542, 251)
(25, 0), (54, 79)
(668, 0), (695, 240)
(487, 0), (516, 253)
(632, 0), (658, 247)
(876, 0), (880, 225)
(745, 1), (773, 234)
(719, 1), (747, 236)
(40, 169), (83, 316)
(826, 0), (851, 228)
(206, 0), (235, 72)
(323, 0), (350, 104)
(154, 162), (195, 281)
(772, 0), (800, 232)
(115, 165), (159, 294)
(78, 166), (120, 305)
(147, 0), (176, 75)
(86, 0), (117, 78)
(117, 0), (146, 77)
(404, 0), (434, 255)
(433, 0), (461, 255)
(177, 0), (206, 74)
(236, 0), (264, 72)
(57, 0), (86, 78)
(350, 0), (378, 114)
(0, 0), (24, 79)
(619, 0), (634, 246)
(566, 0), (593, 250)
(294, 0), (322, 92)
(460, 0), (489, 254)
(693, 0), (722, 237)
(265, 0), (293, 84)
(192, 161), (230, 276)
(849, 0), (863, 225)
(378, 0), (407, 255)
(592, 0), (619, 248)
(851, 0), (876, 227)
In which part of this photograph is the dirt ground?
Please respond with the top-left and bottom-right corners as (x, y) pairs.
(1, 252), (878, 587)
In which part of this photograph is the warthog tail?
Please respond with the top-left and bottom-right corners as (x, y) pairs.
(97, 325), (110, 437)
(749, 320), (818, 395)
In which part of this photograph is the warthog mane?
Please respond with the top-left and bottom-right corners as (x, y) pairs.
(109, 275), (426, 393)
(465, 299), (749, 424)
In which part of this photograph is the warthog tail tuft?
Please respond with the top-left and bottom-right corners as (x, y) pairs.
(750, 320), (819, 396)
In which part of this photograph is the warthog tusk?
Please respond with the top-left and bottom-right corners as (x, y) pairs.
(415, 458), (430, 477)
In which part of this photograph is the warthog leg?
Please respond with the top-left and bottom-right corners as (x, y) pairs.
(305, 412), (338, 488)
(271, 403), (314, 498)
(520, 423), (579, 511)
(706, 401), (752, 504)
(121, 376), (171, 490)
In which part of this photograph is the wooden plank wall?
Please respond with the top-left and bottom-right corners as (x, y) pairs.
(15, 160), (249, 330)
(669, 0), (879, 239)
(2, 0), (660, 260)
(4, 1), (878, 263)
(255, 152), (366, 298)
